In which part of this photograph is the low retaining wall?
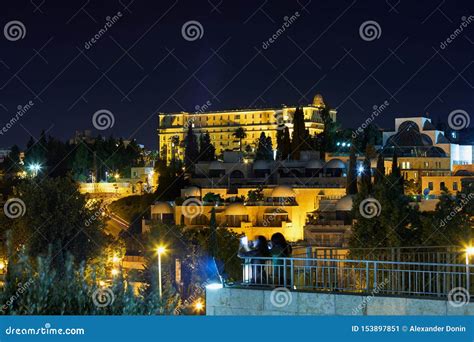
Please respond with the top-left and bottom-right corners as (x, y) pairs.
(206, 287), (474, 316)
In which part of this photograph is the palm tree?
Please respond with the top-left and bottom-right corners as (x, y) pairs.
(171, 135), (180, 160)
(233, 127), (247, 152)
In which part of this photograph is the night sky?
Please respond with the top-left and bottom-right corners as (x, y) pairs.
(0, 0), (473, 149)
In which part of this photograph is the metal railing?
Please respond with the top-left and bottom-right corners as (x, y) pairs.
(239, 256), (473, 298)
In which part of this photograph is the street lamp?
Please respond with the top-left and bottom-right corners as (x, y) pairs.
(28, 163), (42, 177)
(194, 300), (204, 313)
(156, 246), (166, 300)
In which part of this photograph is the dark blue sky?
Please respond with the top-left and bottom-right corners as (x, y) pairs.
(0, 0), (473, 149)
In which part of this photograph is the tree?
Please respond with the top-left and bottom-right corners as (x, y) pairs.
(209, 208), (217, 257)
(291, 107), (309, 159)
(246, 186), (264, 203)
(374, 153), (385, 186)
(346, 146), (358, 195)
(276, 129), (284, 160)
(198, 133), (215, 162)
(184, 125), (199, 170)
(255, 132), (273, 160)
(232, 127), (247, 152)
(3, 177), (107, 267)
(72, 142), (92, 181)
(391, 150), (404, 192)
(282, 127), (291, 160)
(316, 106), (338, 159)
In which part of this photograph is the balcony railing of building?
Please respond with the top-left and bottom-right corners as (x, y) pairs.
(239, 256), (473, 299)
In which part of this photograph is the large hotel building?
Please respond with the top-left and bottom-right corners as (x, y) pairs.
(157, 94), (336, 162)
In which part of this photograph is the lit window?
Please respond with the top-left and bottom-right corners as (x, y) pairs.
(428, 182), (433, 190)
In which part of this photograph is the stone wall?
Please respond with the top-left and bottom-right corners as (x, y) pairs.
(206, 287), (474, 316)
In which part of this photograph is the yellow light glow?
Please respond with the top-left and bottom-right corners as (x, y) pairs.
(0, 261), (5, 270)
(194, 301), (204, 311)
(112, 255), (120, 263)
(99, 280), (106, 287)
(111, 268), (119, 276)
(466, 246), (474, 256)
(157, 246), (166, 255)
(114, 173), (120, 179)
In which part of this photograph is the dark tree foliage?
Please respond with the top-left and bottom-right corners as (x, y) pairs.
(255, 132), (273, 160)
(2, 177), (108, 268)
(198, 133), (215, 162)
(155, 159), (186, 201)
(391, 150), (404, 192)
(282, 127), (291, 160)
(291, 107), (309, 159)
(374, 153), (385, 186)
(184, 125), (199, 170)
(232, 127), (247, 152)
(346, 146), (358, 195)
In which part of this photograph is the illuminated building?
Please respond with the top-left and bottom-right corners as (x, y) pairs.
(157, 94), (336, 162)
(143, 152), (347, 242)
(382, 117), (473, 182)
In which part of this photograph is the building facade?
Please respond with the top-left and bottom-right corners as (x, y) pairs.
(157, 94), (336, 163)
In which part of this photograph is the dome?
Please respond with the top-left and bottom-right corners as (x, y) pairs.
(253, 160), (271, 170)
(336, 195), (354, 211)
(209, 161), (225, 170)
(326, 159), (346, 169)
(386, 121), (434, 147)
(306, 159), (324, 169)
(454, 169), (473, 177)
(423, 120), (436, 130)
(225, 203), (247, 216)
(182, 186), (201, 198)
(151, 202), (174, 214)
(312, 94), (325, 107)
(271, 185), (296, 198)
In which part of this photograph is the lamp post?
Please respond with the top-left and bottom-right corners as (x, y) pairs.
(156, 246), (166, 300)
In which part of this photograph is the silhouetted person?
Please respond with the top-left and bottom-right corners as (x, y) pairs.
(238, 235), (270, 284)
(269, 233), (292, 285)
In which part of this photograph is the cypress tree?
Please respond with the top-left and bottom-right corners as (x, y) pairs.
(374, 153), (385, 185)
(184, 125), (199, 170)
(346, 145), (358, 195)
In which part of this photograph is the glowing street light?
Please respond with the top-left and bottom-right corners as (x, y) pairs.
(111, 268), (119, 277)
(156, 246), (166, 300)
(28, 163), (42, 177)
(194, 300), (204, 313)
(114, 173), (120, 180)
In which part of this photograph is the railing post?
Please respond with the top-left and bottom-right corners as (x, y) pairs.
(373, 261), (377, 290)
(290, 258), (294, 288)
(366, 261), (370, 291)
(283, 258), (287, 287)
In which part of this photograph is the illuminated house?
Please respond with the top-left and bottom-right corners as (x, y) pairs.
(382, 117), (473, 182)
(157, 94), (336, 162)
(143, 153), (347, 242)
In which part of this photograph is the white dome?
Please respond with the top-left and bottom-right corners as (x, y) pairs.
(209, 161), (225, 170)
(271, 185), (296, 198)
(182, 186), (201, 198)
(306, 159), (324, 169)
(326, 159), (346, 169)
(335, 195), (354, 211)
(151, 202), (174, 214)
(253, 160), (271, 170)
(312, 94), (325, 107)
(225, 203), (248, 215)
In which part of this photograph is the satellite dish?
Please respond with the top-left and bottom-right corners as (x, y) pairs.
(423, 188), (430, 196)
